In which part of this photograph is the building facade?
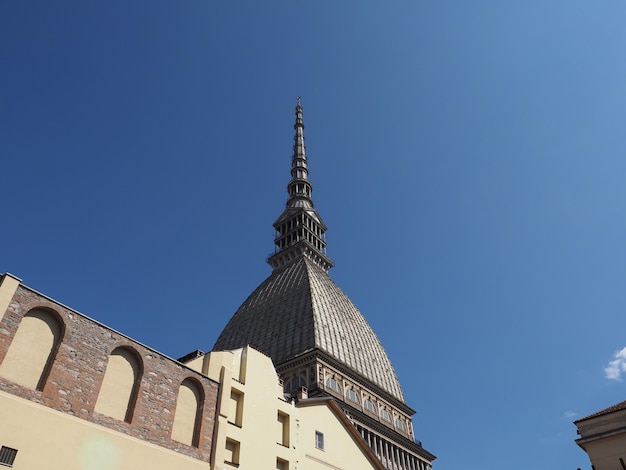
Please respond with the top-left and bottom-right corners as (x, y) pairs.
(0, 273), (219, 469)
(213, 99), (435, 470)
(182, 345), (385, 470)
(575, 400), (626, 470)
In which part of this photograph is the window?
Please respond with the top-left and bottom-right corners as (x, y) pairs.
(395, 417), (407, 432)
(346, 388), (360, 404)
(229, 389), (243, 426)
(225, 439), (240, 467)
(315, 431), (324, 450)
(171, 378), (203, 446)
(325, 377), (342, 394)
(364, 398), (377, 414)
(284, 376), (306, 394)
(0, 446), (17, 467)
(277, 412), (289, 447)
(276, 457), (289, 470)
(0, 309), (63, 390)
(94, 347), (141, 423)
(380, 409), (392, 423)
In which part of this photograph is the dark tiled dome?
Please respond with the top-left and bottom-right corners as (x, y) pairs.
(213, 257), (405, 402)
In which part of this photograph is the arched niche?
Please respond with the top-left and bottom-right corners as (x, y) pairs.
(171, 377), (204, 446)
(94, 346), (142, 422)
(0, 308), (64, 390)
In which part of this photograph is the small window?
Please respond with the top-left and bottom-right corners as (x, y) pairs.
(380, 409), (392, 422)
(364, 398), (377, 414)
(315, 431), (324, 450)
(276, 457), (289, 470)
(346, 388), (360, 404)
(325, 377), (342, 394)
(0, 446), (18, 467)
(229, 389), (244, 427)
(277, 411), (290, 447)
(284, 376), (306, 394)
(225, 439), (240, 467)
(395, 417), (407, 432)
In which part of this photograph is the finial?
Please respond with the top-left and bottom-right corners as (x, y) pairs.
(294, 96), (304, 130)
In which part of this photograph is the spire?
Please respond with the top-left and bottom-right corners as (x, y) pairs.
(268, 99), (333, 272)
(287, 97), (312, 209)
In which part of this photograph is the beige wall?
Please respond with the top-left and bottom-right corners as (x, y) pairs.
(297, 403), (381, 469)
(0, 391), (211, 470)
(195, 346), (381, 470)
(581, 434), (626, 470)
(199, 348), (295, 469)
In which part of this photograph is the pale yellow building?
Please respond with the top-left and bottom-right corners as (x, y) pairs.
(575, 399), (626, 470)
(183, 345), (384, 469)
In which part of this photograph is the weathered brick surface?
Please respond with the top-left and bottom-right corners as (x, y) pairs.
(0, 285), (218, 462)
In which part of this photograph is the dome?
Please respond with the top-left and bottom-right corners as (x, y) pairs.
(213, 256), (406, 402)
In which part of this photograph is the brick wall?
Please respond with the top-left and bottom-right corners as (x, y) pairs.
(0, 284), (218, 463)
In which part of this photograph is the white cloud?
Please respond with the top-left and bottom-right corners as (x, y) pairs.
(604, 346), (626, 381)
(564, 410), (577, 419)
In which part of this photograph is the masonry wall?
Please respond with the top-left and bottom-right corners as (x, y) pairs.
(0, 275), (219, 467)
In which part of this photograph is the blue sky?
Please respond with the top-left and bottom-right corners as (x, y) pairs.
(2, 2), (626, 468)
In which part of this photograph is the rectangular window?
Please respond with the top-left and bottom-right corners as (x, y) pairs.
(276, 457), (289, 470)
(229, 389), (243, 427)
(315, 431), (324, 450)
(0, 446), (18, 467)
(224, 439), (240, 467)
(277, 412), (290, 447)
